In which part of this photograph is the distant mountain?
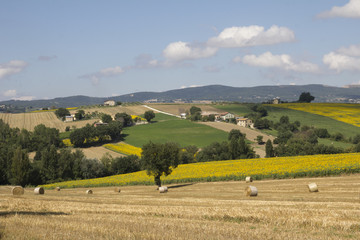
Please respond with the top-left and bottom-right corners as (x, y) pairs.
(1, 84), (359, 112)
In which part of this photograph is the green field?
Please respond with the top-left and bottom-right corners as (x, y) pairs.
(122, 113), (228, 148)
(264, 105), (360, 138)
(214, 103), (359, 138)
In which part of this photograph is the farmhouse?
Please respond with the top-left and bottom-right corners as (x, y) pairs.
(236, 117), (254, 128)
(65, 115), (74, 122)
(219, 112), (235, 121)
(104, 100), (116, 106)
(273, 97), (280, 104)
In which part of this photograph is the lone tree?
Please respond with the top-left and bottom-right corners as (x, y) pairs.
(144, 110), (155, 122)
(298, 92), (315, 103)
(141, 141), (180, 187)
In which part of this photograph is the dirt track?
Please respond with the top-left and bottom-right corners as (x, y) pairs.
(199, 122), (275, 158)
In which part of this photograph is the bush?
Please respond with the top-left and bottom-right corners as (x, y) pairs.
(314, 128), (331, 138)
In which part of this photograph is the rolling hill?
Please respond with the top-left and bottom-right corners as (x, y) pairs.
(1, 84), (360, 112)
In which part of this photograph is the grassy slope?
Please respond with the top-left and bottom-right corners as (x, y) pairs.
(214, 103), (359, 138)
(264, 105), (359, 138)
(122, 113), (228, 148)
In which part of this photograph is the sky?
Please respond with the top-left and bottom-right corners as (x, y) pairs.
(0, 0), (360, 101)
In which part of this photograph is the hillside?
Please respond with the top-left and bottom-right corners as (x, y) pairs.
(1, 84), (360, 112)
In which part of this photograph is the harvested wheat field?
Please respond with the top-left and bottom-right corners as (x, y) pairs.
(0, 112), (97, 132)
(1, 175), (359, 240)
(75, 146), (126, 159)
(73, 105), (149, 118)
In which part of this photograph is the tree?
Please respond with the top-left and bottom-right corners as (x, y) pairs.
(144, 110), (155, 122)
(256, 135), (264, 145)
(208, 114), (215, 122)
(75, 110), (85, 120)
(190, 106), (201, 115)
(40, 145), (59, 182)
(70, 128), (87, 147)
(228, 129), (244, 141)
(80, 158), (106, 179)
(101, 113), (113, 123)
(298, 92), (315, 103)
(190, 112), (202, 121)
(115, 112), (133, 126)
(110, 155), (140, 174)
(352, 134), (360, 144)
(10, 146), (30, 187)
(254, 118), (272, 129)
(55, 108), (70, 120)
(141, 142), (180, 187)
(250, 104), (268, 117)
(265, 140), (274, 158)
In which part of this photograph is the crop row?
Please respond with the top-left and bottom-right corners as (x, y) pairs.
(42, 152), (360, 189)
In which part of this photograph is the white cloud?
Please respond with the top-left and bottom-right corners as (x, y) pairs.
(323, 43), (360, 72)
(208, 25), (295, 48)
(133, 54), (160, 68)
(80, 65), (125, 85)
(241, 52), (319, 73)
(3, 89), (17, 97)
(317, 0), (360, 18)
(12, 96), (36, 101)
(163, 41), (217, 61)
(0, 60), (28, 79)
(323, 52), (360, 72)
(337, 44), (360, 57)
(99, 66), (124, 76)
(232, 56), (242, 63)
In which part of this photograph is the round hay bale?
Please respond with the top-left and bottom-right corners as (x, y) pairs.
(245, 176), (253, 183)
(114, 187), (121, 193)
(159, 186), (168, 193)
(245, 186), (258, 197)
(86, 189), (93, 194)
(12, 186), (24, 195)
(55, 187), (60, 191)
(308, 183), (319, 192)
(34, 187), (44, 195)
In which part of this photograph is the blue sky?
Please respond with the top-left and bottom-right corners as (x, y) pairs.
(1, 0), (359, 101)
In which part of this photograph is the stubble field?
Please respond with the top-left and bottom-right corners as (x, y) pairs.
(1, 175), (359, 240)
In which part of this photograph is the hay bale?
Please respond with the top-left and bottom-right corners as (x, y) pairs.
(12, 186), (24, 195)
(245, 186), (258, 197)
(86, 189), (93, 194)
(159, 186), (168, 193)
(34, 187), (44, 195)
(308, 183), (319, 192)
(114, 187), (121, 193)
(245, 176), (253, 183)
(55, 187), (60, 191)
